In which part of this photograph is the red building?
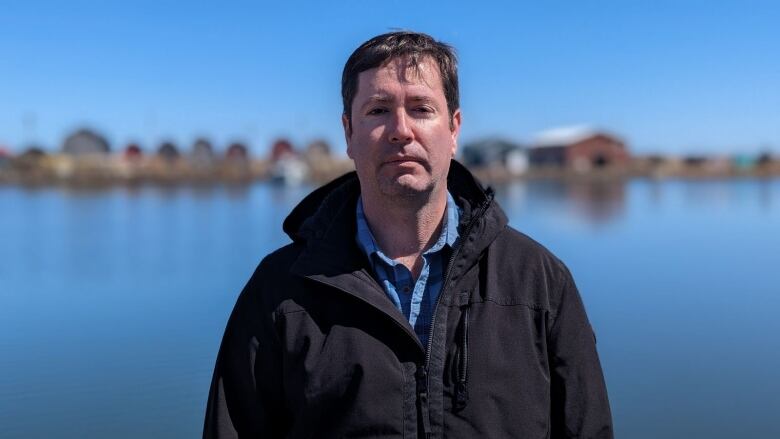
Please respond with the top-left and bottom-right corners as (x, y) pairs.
(270, 139), (296, 162)
(529, 126), (630, 171)
(124, 143), (143, 161)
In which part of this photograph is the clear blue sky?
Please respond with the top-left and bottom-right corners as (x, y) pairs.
(2, 0), (778, 156)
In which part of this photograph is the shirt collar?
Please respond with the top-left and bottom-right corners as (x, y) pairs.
(355, 196), (381, 258)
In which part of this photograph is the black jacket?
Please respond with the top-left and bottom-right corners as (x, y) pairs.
(204, 161), (613, 438)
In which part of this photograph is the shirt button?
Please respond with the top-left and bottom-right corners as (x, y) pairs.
(402, 286), (411, 293)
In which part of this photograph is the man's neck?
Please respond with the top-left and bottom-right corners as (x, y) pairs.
(360, 189), (448, 278)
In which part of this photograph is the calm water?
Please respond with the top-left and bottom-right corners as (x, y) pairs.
(1, 179), (779, 438)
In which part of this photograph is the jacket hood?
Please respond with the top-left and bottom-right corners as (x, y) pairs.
(282, 170), (360, 242)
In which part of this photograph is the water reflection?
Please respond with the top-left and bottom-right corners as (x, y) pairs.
(2, 179), (780, 438)
(759, 179), (774, 210)
(269, 183), (314, 206)
(497, 177), (779, 229)
(494, 179), (627, 227)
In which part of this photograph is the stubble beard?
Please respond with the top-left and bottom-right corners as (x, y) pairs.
(375, 167), (447, 209)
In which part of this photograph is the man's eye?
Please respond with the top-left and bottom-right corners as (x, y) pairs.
(414, 106), (434, 114)
(367, 108), (387, 115)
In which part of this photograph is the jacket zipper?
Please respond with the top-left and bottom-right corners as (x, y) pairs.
(417, 192), (493, 437)
(305, 192), (493, 438)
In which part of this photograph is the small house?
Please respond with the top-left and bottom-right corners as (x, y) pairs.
(124, 143), (143, 161)
(460, 138), (527, 175)
(528, 126), (630, 171)
(157, 141), (180, 162)
(226, 142), (249, 161)
(191, 138), (215, 167)
(62, 128), (110, 156)
(0, 146), (11, 169)
(270, 139), (296, 162)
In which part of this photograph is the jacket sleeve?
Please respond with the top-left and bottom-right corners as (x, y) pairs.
(203, 270), (287, 438)
(548, 268), (613, 439)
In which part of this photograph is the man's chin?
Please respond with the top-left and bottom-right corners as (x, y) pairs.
(378, 176), (435, 199)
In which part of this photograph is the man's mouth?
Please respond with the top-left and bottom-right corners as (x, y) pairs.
(384, 157), (422, 165)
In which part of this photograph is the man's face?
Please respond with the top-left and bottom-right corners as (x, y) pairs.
(343, 56), (461, 201)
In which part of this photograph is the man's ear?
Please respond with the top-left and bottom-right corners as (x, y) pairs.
(342, 113), (353, 158)
(450, 109), (462, 157)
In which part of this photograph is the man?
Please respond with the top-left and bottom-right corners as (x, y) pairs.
(204, 31), (612, 438)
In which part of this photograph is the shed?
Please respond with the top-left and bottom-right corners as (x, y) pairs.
(62, 128), (110, 156)
(306, 140), (331, 157)
(0, 146), (11, 169)
(461, 138), (525, 167)
(191, 138), (215, 165)
(757, 152), (773, 167)
(529, 126), (630, 171)
(226, 142), (249, 161)
(14, 146), (48, 171)
(270, 139), (296, 162)
(20, 146), (46, 160)
(303, 140), (332, 168)
(157, 141), (180, 162)
(124, 143), (143, 161)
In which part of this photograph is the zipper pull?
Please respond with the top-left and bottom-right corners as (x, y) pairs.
(454, 381), (468, 411)
(416, 366), (431, 438)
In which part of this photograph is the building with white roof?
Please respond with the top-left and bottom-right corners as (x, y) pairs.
(529, 125), (630, 172)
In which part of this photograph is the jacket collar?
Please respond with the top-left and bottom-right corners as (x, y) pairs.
(283, 160), (501, 245)
(286, 160), (507, 342)
(285, 172), (413, 341)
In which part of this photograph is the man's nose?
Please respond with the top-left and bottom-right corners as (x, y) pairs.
(388, 109), (413, 144)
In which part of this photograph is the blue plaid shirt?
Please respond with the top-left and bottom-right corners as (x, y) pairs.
(355, 192), (460, 348)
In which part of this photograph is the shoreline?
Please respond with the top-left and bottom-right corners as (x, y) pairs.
(1, 153), (779, 189)
(3, 167), (779, 190)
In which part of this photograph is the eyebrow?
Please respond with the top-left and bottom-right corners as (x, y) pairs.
(360, 95), (394, 109)
(408, 95), (436, 104)
(360, 94), (437, 110)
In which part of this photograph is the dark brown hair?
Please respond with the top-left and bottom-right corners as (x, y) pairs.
(341, 31), (459, 130)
